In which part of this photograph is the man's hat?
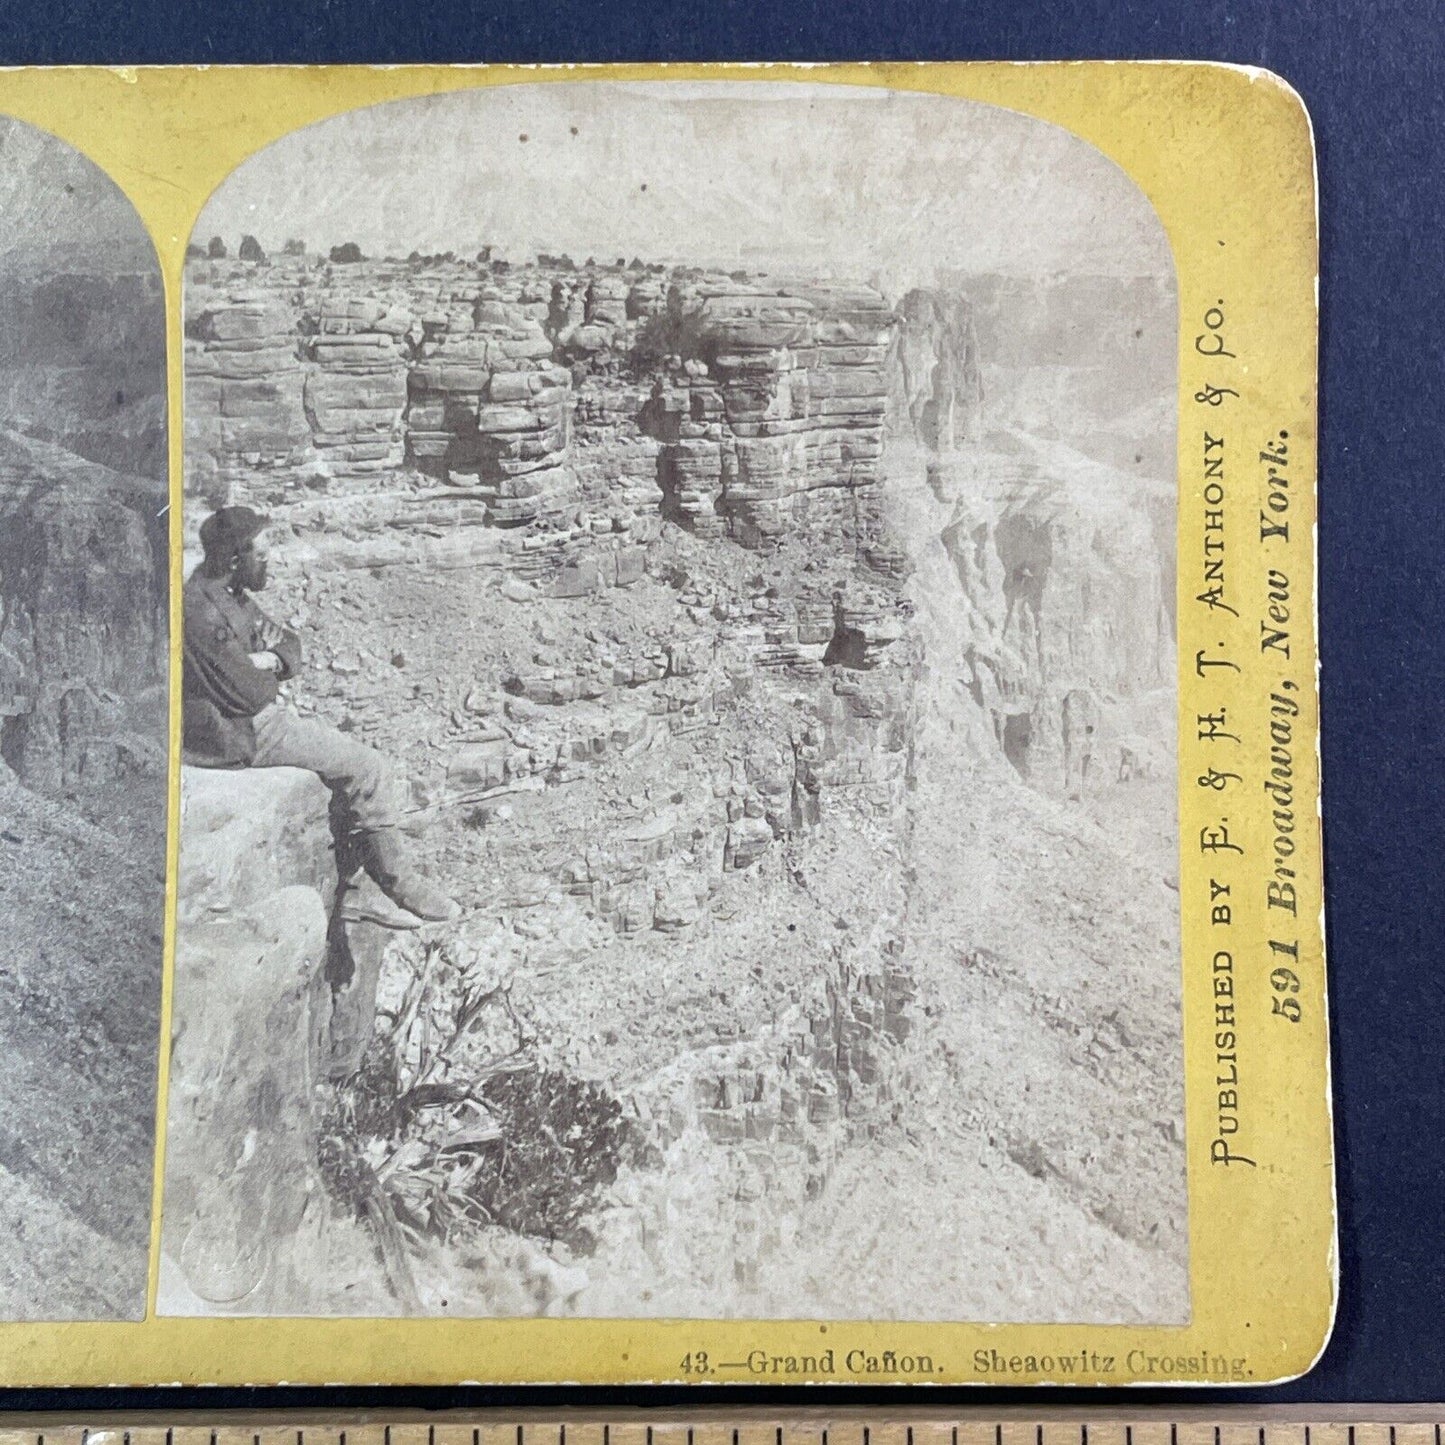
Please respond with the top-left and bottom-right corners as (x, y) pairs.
(198, 505), (270, 560)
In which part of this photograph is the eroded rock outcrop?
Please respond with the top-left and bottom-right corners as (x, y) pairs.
(184, 266), (898, 560)
(639, 281), (893, 547)
(406, 291), (576, 523)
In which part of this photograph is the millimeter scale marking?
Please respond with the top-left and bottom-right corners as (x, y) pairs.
(4, 1414), (1445, 1445)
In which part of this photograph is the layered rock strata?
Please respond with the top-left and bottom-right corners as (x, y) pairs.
(303, 295), (411, 475)
(407, 301), (575, 522)
(186, 294), (310, 499)
(636, 282), (893, 547)
(183, 267), (896, 556)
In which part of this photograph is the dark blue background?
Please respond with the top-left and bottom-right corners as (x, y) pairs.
(1, 0), (1441, 1409)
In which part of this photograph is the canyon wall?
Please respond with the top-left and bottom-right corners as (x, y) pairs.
(933, 446), (1175, 794)
(0, 270), (167, 480)
(0, 429), (167, 794)
(179, 251), (1178, 879)
(0, 260), (168, 797)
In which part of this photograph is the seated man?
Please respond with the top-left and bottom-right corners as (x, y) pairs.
(182, 504), (459, 924)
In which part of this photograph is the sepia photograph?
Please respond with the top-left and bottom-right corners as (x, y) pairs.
(164, 80), (1186, 1324)
(0, 117), (168, 1320)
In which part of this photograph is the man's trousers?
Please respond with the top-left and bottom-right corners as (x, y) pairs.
(250, 703), (406, 833)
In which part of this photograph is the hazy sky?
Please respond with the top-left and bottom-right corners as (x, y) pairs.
(197, 81), (1172, 294)
(0, 117), (155, 275)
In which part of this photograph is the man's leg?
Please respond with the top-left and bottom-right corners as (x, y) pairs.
(250, 704), (405, 831)
(250, 704), (458, 921)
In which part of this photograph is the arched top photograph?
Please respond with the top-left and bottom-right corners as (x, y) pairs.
(0, 114), (167, 1322)
(169, 78), (1185, 1327)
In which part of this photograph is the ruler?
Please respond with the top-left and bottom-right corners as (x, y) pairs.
(0, 1414), (1442, 1445)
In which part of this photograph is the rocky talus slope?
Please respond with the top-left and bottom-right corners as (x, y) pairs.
(0, 763), (162, 1319)
(171, 256), (1184, 1321)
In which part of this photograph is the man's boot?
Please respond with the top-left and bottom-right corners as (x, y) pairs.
(363, 826), (461, 923)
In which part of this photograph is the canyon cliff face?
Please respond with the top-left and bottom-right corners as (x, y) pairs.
(185, 294), (313, 497)
(184, 264), (1171, 805)
(888, 288), (985, 452)
(892, 277), (1176, 796)
(176, 253), (1184, 1322)
(0, 429), (167, 794)
(0, 425), (166, 1318)
(932, 444), (1175, 792)
(0, 261), (168, 797)
(636, 280), (893, 549)
(0, 270), (167, 481)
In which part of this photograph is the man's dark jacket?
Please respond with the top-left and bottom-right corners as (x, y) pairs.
(182, 568), (301, 766)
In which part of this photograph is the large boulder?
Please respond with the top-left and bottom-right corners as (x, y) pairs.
(163, 766), (336, 1314)
(177, 764), (335, 923)
(161, 883), (331, 1313)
